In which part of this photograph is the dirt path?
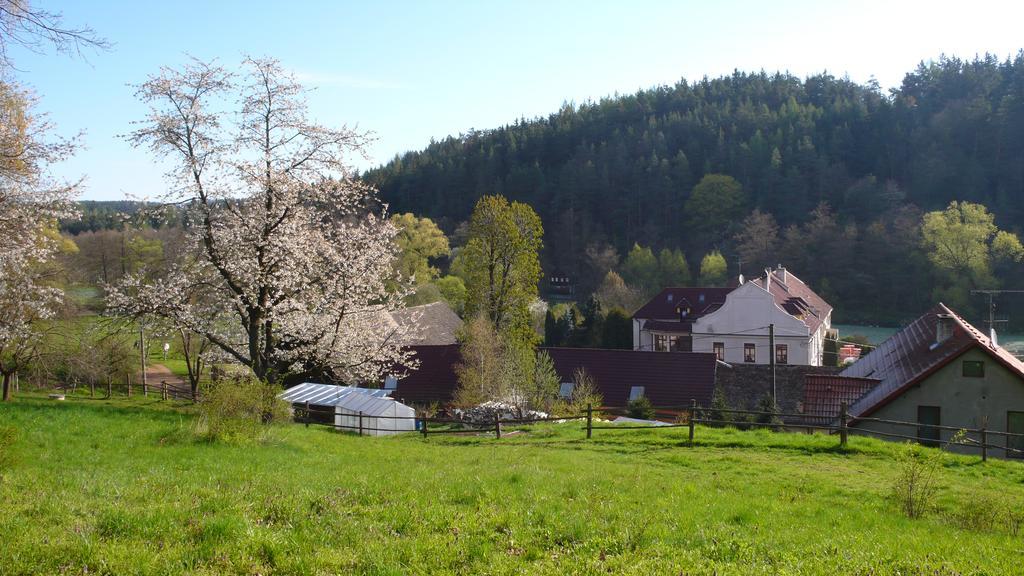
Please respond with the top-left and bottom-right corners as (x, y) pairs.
(141, 364), (192, 398)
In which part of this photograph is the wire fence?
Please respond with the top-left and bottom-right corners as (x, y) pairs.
(294, 399), (1024, 462)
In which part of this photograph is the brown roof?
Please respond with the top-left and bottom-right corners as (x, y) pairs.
(841, 303), (1024, 418)
(632, 287), (732, 321)
(801, 374), (879, 422)
(542, 347), (718, 407)
(390, 302), (463, 346)
(750, 267), (832, 333)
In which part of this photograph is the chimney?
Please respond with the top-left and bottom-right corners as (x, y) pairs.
(776, 264), (787, 284)
(934, 314), (954, 346)
(764, 268), (772, 291)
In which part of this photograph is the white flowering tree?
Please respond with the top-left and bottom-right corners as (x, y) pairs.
(108, 58), (410, 386)
(0, 82), (77, 401)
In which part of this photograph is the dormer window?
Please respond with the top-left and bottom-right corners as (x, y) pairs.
(935, 314), (954, 344)
(667, 293), (673, 303)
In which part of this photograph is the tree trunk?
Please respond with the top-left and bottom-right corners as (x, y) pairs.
(2, 372), (12, 402)
(139, 325), (148, 396)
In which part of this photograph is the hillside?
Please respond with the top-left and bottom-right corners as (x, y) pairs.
(1, 395), (1022, 574)
(364, 53), (1024, 326)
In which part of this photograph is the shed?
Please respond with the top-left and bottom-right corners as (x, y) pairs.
(280, 383), (416, 436)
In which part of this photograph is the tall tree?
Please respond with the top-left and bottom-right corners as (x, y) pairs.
(699, 251), (728, 286)
(109, 58), (408, 386)
(461, 194), (543, 344)
(389, 213), (449, 285)
(684, 174), (746, 250)
(734, 209), (780, 274)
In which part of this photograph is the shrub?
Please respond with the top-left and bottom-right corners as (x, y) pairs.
(627, 396), (655, 420)
(755, 395), (783, 430)
(891, 442), (942, 518)
(0, 425), (16, 483)
(195, 375), (289, 443)
(569, 367), (603, 412)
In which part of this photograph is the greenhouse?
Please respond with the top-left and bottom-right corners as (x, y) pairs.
(279, 383), (416, 436)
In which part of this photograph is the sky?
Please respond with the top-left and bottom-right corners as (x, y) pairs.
(9, 0), (1024, 200)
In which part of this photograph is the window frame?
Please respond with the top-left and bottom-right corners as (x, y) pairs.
(962, 360), (985, 378)
(713, 342), (725, 361)
(653, 334), (668, 352)
(775, 344), (789, 365)
(743, 343), (756, 363)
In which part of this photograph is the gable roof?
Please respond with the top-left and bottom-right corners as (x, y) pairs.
(632, 287), (732, 321)
(389, 301), (463, 346)
(801, 374), (879, 423)
(841, 303), (1024, 418)
(542, 347), (718, 407)
(749, 267), (832, 333)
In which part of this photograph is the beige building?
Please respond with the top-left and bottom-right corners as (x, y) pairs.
(837, 303), (1024, 458)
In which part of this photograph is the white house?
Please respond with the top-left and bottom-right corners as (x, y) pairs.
(631, 265), (832, 366)
(691, 267), (832, 366)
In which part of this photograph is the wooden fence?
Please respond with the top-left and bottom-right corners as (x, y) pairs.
(297, 400), (1024, 462)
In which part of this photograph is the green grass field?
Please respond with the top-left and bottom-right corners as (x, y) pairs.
(1, 394), (1023, 575)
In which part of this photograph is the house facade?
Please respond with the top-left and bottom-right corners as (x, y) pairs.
(829, 303), (1024, 458)
(632, 266), (832, 366)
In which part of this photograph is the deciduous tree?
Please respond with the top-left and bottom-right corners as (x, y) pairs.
(109, 58), (409, 386)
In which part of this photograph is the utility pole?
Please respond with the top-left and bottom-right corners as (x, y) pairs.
(971, 290), (1024, 334)
(769, 323), (776, 405)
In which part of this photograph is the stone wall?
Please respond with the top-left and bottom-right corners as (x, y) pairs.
(714, 363), (841, 413)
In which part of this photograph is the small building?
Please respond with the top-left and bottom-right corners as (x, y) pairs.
(631, 287), (732, 352)
(280, 383), (416, 436)
(831, 303), (1024, 457)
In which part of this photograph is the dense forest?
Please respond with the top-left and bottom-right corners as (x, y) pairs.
(361, 54), (1024, 328)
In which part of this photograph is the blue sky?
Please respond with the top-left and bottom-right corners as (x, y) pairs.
(10, 0), (1024, 200)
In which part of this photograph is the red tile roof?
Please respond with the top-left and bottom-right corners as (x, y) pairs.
(801, 374), (879, 422)
(542, 347), (718, 407)
(841, 303), (1024, 418)
(750, 268), (832, 333)
(632, 287), (732, 321)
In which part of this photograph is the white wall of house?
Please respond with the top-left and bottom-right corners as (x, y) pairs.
(690, 282), (829, 366)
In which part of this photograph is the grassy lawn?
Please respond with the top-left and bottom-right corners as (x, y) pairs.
(1, 394), (1023, 575)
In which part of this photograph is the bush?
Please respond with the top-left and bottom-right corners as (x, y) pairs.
(891, 442), (942, 518)
(0, 425), (16, 483)
(627, 396), (655, 420)
(196, 375), (290, 443)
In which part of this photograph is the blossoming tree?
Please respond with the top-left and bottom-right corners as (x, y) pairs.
(109, 58), (410, 386)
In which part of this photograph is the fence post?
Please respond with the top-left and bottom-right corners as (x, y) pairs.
(689, 398), (696, 444)
(305, 401), (310, 428)
(980, 415), (988, 462)
(358, 411), (364, 436)
(586, 403), (593, 439)
(495, 415), (501, 440)
(106, 378), (112, 399)
(162, 380), (168, 401)
(421, 416), (428, 438)
(839, 402), (848, 448)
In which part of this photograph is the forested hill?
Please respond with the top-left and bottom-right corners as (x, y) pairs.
(363, 53), (1024, 326)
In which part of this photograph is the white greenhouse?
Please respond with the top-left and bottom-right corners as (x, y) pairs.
(279, 383), (416, 436)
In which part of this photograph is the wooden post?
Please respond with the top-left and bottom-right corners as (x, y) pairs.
(358, 411), (364, 436)
(839, 402), (849, 448)
(980, 415), (988, 462)
(305, 401), (310, 428)
(689, 398), (696, 444)
(586, 403), (593, 439)
(421, 415), (428, 438)
(495, 415), (501, 440)
(139, 325), (148, 397)
(161, 380), (168, 401)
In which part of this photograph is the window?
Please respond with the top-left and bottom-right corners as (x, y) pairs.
(654, 334), (668, 352)
(962, 360), (985, 378)
(775, 344), (788, 365)
(384, 375), (398, 390)
(628, 386), (645, 401)
(713, 342), (724, 361)
(558, 382), (574, 399)
(917, 406), (941, 447)
(744, 343), (756, 363)
(1008, 411), (1024, 458)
